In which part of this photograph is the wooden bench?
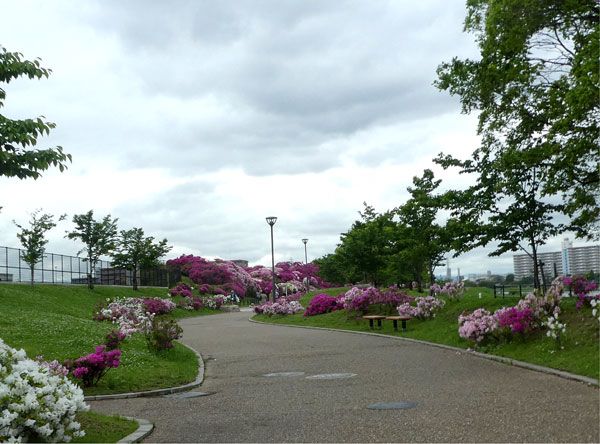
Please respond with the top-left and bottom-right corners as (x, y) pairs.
(385, 316), (411, 332)
(362, 315), (386, 330)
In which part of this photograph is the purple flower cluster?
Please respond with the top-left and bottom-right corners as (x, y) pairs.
(35, 356), (69, 377)
(495, 306), (535, 334)
(563, 275), (598, 310)
(169, 283), (193, 298)
(304, 294), (344, 317)
(143, 297), (176, 315)
(68, 345), (121, 387)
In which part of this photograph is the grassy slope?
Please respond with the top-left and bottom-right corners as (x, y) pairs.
(0, 284), (200, 395)
(255, 287), (600, 379)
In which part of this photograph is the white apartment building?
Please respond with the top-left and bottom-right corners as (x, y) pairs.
(513, 238), (600, 280)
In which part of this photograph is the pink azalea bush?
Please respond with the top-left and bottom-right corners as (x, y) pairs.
(343, 286), (413, 315)
(458, 308), (499, 343)
(397, 296), (445, 319)
(254, 298), (304, 316)
(432, 281), (465, 300)
(304, 294), (344, 316)
(66, 345), (121, 387)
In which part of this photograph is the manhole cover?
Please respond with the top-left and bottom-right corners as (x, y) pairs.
(163, 391), (212, 399)
(306, 373), (357, 380)
(367, 401), (417, 410)
(263, 372), (306, 377)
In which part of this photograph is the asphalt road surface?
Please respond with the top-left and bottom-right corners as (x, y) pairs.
(89, 311), (600, 442)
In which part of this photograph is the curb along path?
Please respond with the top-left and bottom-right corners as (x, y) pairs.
(248, 317), (599, 387)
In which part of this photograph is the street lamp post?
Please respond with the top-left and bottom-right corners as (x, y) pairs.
(302, 238), (308, 291)
(266, 217), (277, 302)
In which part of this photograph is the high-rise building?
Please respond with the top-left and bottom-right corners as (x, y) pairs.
(513, 239), (600, 280)
(446, 261), (451, 280)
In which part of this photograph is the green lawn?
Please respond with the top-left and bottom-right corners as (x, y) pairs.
(73, 412), (139, 443)
(255, 287), (600, 379)
(0, 284), (202, 394)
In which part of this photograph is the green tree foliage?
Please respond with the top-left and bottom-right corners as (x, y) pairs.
(0, 47), (71, 180)
(14, 210), (64, 286)
(436, 0), (599, 238)
(111, 228), (171, 290)
(336, 204), (397, 287)
(396, 170), (451, 292)
(66, 211), (118, 289)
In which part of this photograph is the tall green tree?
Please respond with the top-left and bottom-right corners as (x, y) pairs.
(337, 204), (396, 287)
(14, 210), (64, 286)
(436, 0), (599, 239)
(0, 47), (71, 180)
(396, 170), (451, 292)
(111, 228), (171, 290)
(66, 210), (118, 289)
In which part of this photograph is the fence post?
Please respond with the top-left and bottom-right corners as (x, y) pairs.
(519, 284), (522, 298)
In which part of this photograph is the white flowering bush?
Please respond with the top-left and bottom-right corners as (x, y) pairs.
(543, 314), (566, 349)
(0, 339), (88, 443)
(94, 297), (155, 336)
(591, 299), (600, 323)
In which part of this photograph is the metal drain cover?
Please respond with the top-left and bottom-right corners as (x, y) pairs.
(367, 401), (417, 410)
(163, 391), (211, 399)
(306, 373), (357, 380)
(263, 372), (306, 377)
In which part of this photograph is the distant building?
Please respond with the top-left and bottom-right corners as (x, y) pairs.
(513, 239), (600, 280)
(446, 263), (451, 280)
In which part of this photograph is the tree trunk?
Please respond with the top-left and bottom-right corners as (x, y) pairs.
(30, 265), (34, 287)
(428, 262), (435, 295)
(87, 255), (94, 290)
(531, 238), (540, 291)
(132, 265), (138, 291)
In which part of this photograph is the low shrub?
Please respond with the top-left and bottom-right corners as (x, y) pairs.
(169, 283), (193, 298)
(145, 318), (183, 351)
(253, 298), (304, 316)
(397, 296), (445, 319)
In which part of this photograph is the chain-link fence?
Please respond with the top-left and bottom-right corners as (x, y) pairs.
(0, 246), (178, 287)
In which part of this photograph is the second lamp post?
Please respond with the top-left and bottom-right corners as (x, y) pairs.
(266, 217), (277, 302)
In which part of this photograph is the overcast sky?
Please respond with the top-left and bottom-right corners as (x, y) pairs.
(0, 0), (585, 276)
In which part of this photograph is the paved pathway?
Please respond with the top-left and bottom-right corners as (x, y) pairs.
(90, 311), (599, 442)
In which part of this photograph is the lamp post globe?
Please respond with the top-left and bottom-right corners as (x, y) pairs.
(266, 217), (277, 302)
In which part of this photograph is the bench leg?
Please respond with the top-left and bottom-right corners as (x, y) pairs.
(401, 319), (407, 332)
(368, 319), (374, 329)
(392, 319), (398, 332)
(377, 319), (382, 329)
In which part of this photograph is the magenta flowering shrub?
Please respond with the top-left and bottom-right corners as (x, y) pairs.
(67, 345), (121, 387)
(304, 294), (344, 316)
(458, 308), (499, 343)
(563, 275), (598, 309)
(343, 286), (414, 315)
(143, 298), (176, 315)
(495, 307), (535, 334)
(169, 283), (193, 298)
